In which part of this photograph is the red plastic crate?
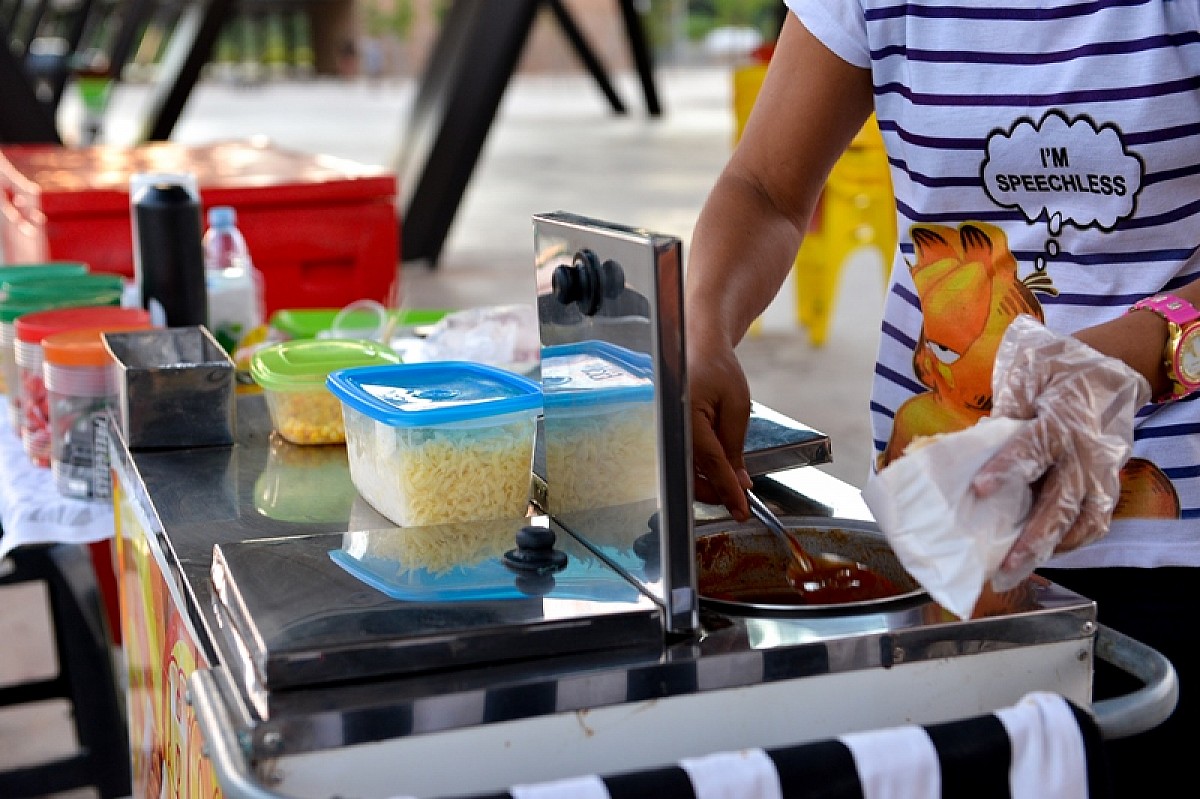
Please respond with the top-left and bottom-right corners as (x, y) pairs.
(0, 140), (400, 315)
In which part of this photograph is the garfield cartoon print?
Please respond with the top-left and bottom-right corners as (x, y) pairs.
(882, 220), (1179, 521)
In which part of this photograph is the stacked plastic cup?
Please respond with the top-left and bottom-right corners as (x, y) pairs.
(43, 323), (153, 498)
(14, 306), (151, 468)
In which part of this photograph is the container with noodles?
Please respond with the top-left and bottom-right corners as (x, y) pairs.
(326, 361), (541, 527)
(250, 337), (400, 445)
(540, 341), (658, 553)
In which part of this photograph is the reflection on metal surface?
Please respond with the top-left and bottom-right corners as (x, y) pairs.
(534, 212), (696, 633)
(253, 434), (357, 523)
(211, 518), (661, 691)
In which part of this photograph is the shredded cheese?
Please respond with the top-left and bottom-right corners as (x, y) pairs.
(344, 408), (535, 527)
(544, 402), (658, 513)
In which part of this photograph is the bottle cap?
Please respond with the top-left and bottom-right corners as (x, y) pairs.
(208, 206), (237, 228)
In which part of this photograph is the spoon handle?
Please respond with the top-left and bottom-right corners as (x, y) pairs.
(746, 489), (816, 574)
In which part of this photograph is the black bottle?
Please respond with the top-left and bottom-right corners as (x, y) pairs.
(131, 177), (208, 328)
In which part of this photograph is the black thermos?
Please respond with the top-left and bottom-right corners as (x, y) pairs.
(131, 177), (208, 328)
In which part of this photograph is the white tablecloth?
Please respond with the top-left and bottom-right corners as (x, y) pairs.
(0, 407), (114, 559)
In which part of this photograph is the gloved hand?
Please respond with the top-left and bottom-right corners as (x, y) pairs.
(972, 315), (1151, 590)
(687, 337), (753, 520)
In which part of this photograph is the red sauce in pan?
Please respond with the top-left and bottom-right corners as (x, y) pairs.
(697, 534), (903, 606)
(723, 554), (899, 605)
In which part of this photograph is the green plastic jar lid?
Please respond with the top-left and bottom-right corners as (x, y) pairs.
(0, 262), (89, 284)
(269, 307), (449, 339)
(0, 272), (125, 302)
(250, 337), (401, 393)
(0, 290), (124, 323)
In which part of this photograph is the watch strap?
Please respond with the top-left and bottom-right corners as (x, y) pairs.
(1127, 294), (1200, 402)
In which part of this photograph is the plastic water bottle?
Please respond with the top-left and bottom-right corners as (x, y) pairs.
(202, 206), (264, 353)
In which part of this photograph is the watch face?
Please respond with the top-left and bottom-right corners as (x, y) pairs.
(1178, 326), (1200, 385)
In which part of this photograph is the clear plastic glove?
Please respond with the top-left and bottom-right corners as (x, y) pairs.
(687, 339), (753, 519)
(972, 315), (1150, 590)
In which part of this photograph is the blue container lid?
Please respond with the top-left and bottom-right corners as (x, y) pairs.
(326, 361), (541, 426)
(541, 340), (653, 409)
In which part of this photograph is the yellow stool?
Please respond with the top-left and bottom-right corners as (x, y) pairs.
(732, 64), (895, 345)
(794, 119), (896, 346)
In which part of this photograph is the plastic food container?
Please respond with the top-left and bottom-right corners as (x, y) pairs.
(326, 361), (541, 527)
(250, 338), (401, 445)
(14, 306), (152, 467)
(0, 275), (121, 417)
(541, 341), (658, 518)
(269, 307), (449, 341)
(43, 323), (153, 498)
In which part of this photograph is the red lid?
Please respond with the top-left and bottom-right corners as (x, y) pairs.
(43, 323), (155, 366)
(0, 140), (396, 217)
(14, 305), (152, 344)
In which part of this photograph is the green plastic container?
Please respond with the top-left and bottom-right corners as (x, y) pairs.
(0, 282), (124, 405)
(250, 337), (401, 445)
(0, 262), (90, 285)
(269, 307), (449, 340)
(0, 272), (125, 303)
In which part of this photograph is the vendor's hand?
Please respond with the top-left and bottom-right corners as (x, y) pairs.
(688, 337), (753, 520)
(971, 315), (1150, 590)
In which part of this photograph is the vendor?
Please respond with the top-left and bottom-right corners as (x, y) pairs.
(683, 3), (1198, 794)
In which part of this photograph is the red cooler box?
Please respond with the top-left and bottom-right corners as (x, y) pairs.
(0, 140), (400, 314)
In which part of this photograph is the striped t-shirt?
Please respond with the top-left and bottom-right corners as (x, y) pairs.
(786, 0), (1200, 568)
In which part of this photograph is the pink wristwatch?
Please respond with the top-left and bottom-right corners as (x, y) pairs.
(1128, 294), (1200, 401)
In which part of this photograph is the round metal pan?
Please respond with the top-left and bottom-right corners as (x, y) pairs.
(696, 516), (926, 615)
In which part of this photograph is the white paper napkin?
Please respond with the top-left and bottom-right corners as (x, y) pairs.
(861, 417), (1033, 619)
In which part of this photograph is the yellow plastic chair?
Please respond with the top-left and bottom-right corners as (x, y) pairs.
(732, 64), (896, 345)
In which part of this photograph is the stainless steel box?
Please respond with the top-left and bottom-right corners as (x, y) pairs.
(103, 325), (235, 450)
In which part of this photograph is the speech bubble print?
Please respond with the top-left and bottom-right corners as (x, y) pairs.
(981, 111), (1143, 232)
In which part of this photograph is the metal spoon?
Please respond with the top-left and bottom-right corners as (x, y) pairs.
(745, 488), (816, 575)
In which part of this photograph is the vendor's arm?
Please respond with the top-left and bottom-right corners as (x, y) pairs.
(685, 15), (874, 518)
(1074, 275), (1200, 400)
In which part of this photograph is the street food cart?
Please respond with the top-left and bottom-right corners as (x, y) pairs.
(106, 214), (1176, 799)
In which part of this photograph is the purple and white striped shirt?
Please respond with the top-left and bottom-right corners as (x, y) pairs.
(787, 0), (1200, 567)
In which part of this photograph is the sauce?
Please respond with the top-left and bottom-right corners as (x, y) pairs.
(701, 552), (901, 606)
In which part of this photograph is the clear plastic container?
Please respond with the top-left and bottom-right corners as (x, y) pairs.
(43, 324), (151, 498)
(541, 341), (658, 518)
(326, 361), (542, 527)
(14, 306), (152, 467)
(249, 338), (400, 445)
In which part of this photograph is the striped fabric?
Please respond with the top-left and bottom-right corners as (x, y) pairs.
(404, 692), (1109, 799)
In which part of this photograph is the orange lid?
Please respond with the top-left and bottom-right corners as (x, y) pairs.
(14, 305), (152, 344)
(43, 323), (154, 366)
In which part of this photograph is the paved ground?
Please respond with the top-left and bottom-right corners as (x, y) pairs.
(1, 64), (887, 796)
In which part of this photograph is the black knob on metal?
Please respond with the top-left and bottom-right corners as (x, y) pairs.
(503, 525), (568, 575)
(551, 249), (608, 316)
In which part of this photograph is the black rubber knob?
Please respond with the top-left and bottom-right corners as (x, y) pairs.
(503, 525), (568, 574)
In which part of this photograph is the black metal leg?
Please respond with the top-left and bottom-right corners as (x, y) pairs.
(616, 0), (661, 116)
(0, 544), (130, 798)
(399, 0), (542, 266)
(545, 0), (627, 115)
(140, 0), (235, 141)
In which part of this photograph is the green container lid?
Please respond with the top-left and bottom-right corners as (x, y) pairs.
(0, 272), (125, 302)
(0, 262), (90, 284)
(250, 337), (401, 393)
(0, 290), (124, 324)
(269, 307), (449, 340)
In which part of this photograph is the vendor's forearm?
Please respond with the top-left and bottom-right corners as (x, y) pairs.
(685, 172), (808, 348)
